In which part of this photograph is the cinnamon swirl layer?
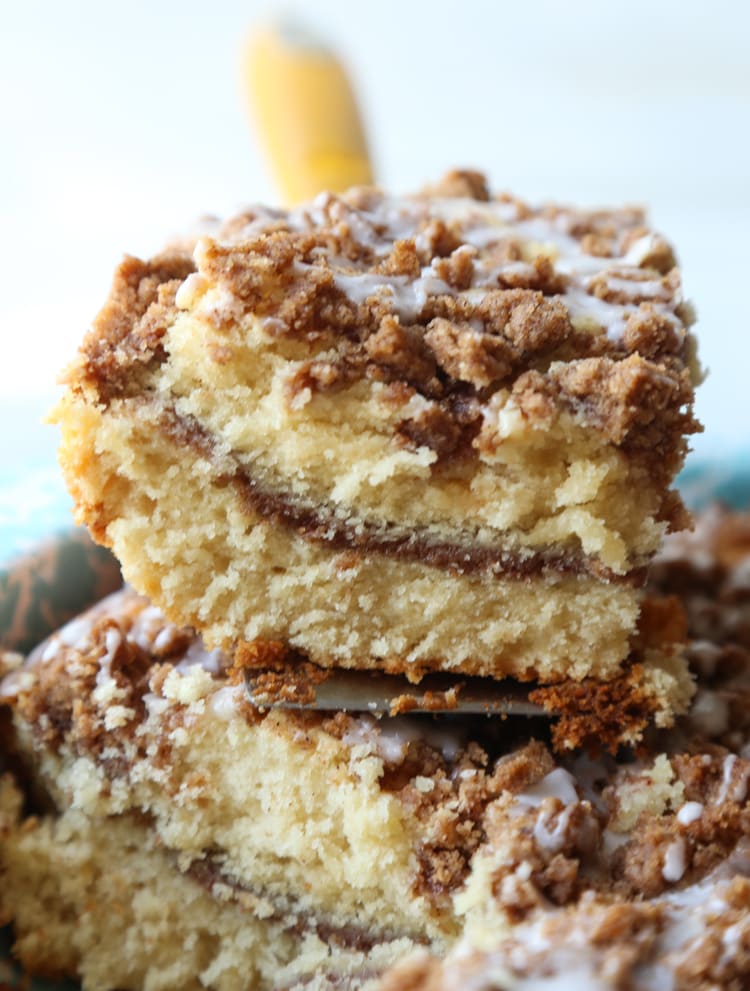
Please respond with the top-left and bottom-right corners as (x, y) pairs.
(57, 397), (650, 680)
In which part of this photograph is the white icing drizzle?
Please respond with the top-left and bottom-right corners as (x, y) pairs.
(102, 627), (122, 666)
(58, 614), (96, 650)
(720, 921), (746, 968)
(175, 640), (228, 676)
(29, 610), (99, 665)
(446, 859), (750, 991)
(332, 269), (418, 319)
(563, 753), (616, 812)
(430, 196), (520, 233)
(0, 667), (33, 700)
(329, 261), (456, 324)
(716, 754), (750, 805)
(717, 754), (738, 804)
(726, 556), (750, 594)
(562, 286), (633, 341)
(153, 626), (177, 653)
(601, 828), (630, 858)
(128, 600), (184, 655)
(516, 768), (580, 809)
(533, 805), (577, 855)
(8, 591), (231, 717)
(197, 287), (245, 326)
(174, 271), (206, 309)
(676, 801), (704, 826)
(500, 965), (605, 991)
(686, 640), (724, 678)
(623, 233), (661, 266)
(688, 689), (730, 737)
(208, 685), (243, 719)
(197, 186), (684, 347)
(594, 275), (671, 302)
(662, 837), (687, 883)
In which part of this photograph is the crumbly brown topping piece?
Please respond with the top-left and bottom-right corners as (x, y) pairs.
(531, 595), (690, 752)
(647, 506), (750, 752)
(66, 171), (700, 517)
(1, 595), (195, 766)
(63, 252), (194, 401)
(530, 662), (660, 754)
(649, 505), (750, 645)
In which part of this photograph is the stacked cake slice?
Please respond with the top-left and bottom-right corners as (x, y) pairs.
(52, 170), (700, 741)
(2, 509), (750, 990)
(0, 170), (724, 991)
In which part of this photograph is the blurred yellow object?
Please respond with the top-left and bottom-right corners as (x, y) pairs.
(243, 22), (373, 205)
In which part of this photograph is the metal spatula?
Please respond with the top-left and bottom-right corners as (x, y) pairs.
(244, 667), (548, 717)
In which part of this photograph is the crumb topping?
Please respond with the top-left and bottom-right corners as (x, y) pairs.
(64, 253), (194, 401)
(530, 663), (659, 755)
(67, 171), (700, 524)
(380, 876), (750, 990)
(185, 177), (700, 472)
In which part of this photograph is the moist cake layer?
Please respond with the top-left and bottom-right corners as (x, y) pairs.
(59, 398), (667, 682)
(0, 779), (413, 991)
(54, 170), (700, 678)
(1, 511), (748, 990)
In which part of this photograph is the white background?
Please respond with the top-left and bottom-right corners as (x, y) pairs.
(2, 0), (749, 461)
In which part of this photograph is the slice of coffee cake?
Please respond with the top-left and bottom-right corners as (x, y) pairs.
(53, 170), (700, 688)
(1, 510), (748, 991)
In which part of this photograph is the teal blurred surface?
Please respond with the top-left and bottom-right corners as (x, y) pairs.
(0, 398), (74, 562)
(679, 457), (750, 511)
